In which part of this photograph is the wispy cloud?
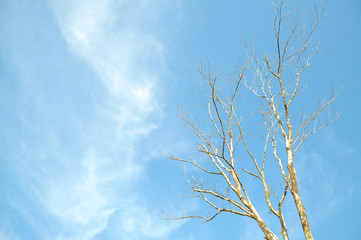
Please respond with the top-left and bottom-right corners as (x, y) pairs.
(3, 0), (184, 239)
(41, 152), (116, 240)
(0, 220), (20, 240)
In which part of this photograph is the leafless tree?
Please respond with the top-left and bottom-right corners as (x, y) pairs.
(164, 1), (340, 240)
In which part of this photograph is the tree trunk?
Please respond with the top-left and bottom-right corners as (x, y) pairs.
(288, 164), (314, 240)
(249, 205), (279, 240)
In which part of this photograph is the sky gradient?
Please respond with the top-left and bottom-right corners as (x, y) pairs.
(1, 0), (360, 239)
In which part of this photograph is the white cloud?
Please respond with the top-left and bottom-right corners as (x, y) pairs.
(31, 0), (184, 239)
(0, 0), (183, 238)
(0, 232), (11, 240)
(54, 0), (164, 144)
(0, 216), (21, 240)
(54, 0), (165, 100)
(0, 228), (19, 240)
(28, 151), (115, 240)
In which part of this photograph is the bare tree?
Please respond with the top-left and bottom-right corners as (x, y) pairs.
(164, 1), (340, 240)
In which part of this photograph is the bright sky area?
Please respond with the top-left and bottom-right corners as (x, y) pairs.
(0, 0), (360, 239)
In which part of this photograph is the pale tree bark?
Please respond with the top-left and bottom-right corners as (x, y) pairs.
(163, 1), (340, 239)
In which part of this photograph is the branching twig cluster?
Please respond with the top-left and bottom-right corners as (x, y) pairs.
(164, 1), (338, 240)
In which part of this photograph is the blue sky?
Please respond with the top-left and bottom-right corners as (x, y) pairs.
(0, 0), (360, 239)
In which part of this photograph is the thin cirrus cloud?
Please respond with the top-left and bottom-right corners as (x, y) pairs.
(0, 0), (181, 239)
(48, 0), (181, 239)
